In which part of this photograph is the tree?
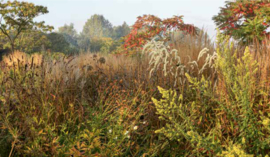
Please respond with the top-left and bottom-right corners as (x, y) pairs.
(58, 23), (77, 38)
(47, 32), (76, 54)
(213, 0), (270, 44)
(113, 22), (131, 39)
(122, 15), (197, 55)
(0, 29), (50, 54)
(82, 14), (114, 39)
(14, 30), (50, 53)
(78, 34), (91, 52)
(79, 14), (114, 52)
(58, 23), (79, 52)
(0, 0), (53, 53)
(89, 37), (114, 53)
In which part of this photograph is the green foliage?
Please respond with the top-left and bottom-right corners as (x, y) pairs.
(90, 37), (114, 54)
(47, 32), (78, 54)
(58, 23), (78, 39)
(0, 0), (53, 52)
(213, 0), (270, 44)
(78, 34), (91, 52)
(58, 23), (79, 51)
(218, 143), (254, 157)
(77, 15), (130, 53)
(0, 29), (50, 54)
(78, 14), (125, 53)
(113, 22), (131, 39)
(151, 33), (270, 156)
(82, 14), (114, 39)
(14, 30), (50, 53)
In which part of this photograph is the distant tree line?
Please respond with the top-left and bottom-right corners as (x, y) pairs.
(73, 14), (131, 53)
(0, 0), (131, 55)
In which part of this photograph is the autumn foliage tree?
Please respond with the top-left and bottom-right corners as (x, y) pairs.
(213, 0), (270, 44)
(122, 15), (197, 54)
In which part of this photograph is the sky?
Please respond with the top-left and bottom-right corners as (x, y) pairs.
(20, 0), (227, 38)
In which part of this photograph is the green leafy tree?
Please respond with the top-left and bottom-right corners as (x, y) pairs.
(58, 23), (77, 38)
(213, 0), (270, 44)
(58, 23), (78, 47)
(0, 0), (53, 52)
(90, 37), (114, 53)
(58, 23), (79, 53)
(15, 30), (50, 53)
(113, 22), (131, 39)
(79, 14), (115, 52)
(82, 14), (114, 39)
(47, 32), (76, 54)
(0, 29), (49, 54)
(78, 34), (91, 52)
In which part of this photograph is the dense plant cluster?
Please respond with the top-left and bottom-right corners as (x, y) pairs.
(0, 52), (154, 156)
(2, 0), (270, 156)
(2, 31), (270, 156)
(152, 33), (270, 156)
(213, 0), (270, 43)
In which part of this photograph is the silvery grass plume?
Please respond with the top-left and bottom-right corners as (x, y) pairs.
(197, 48), (217, 74)
(142, 38), (182, 86)
(142, 38), (217, 86)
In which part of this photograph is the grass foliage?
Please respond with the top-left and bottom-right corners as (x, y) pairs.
(1, 32), (270, 156)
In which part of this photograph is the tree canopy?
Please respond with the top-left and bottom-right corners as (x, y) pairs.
(113, 22), (131, 39)
(0, 0), (53, 52)
(58, 23), (77, 38)
(79, 14), (124, 52)
(58, 23), (79, 51)
(122, 14), (197, 55)
(213, 0), (270, 44)
(82, 14), (114, 39)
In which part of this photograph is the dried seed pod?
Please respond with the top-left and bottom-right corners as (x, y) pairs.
(98, 57), (106, 64)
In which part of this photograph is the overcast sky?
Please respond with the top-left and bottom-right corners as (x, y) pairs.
(20, 0), (227, 38)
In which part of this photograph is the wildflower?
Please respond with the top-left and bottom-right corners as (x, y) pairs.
(124, 131), (129, 135)
(133, 126), (138, 130)
(187, 131), (193, 136)
(127, 135), (130, 139)
(242, 137), (246, 144)
(108, 129), (112, 133)
(143, 121), (146, 124)
(114, 136), (118, 140)
(262, 118), (270, 126)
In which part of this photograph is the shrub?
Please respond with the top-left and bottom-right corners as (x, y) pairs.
(0, 52), (156, 156)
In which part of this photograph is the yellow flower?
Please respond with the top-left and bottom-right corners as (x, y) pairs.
(242, 137), (245, 144)
(262, 118), (270, 126)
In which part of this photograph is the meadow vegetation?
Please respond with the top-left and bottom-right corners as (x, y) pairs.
(1, 0), (270, 156)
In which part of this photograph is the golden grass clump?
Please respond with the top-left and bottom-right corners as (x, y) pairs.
(2, 51), (44, 67)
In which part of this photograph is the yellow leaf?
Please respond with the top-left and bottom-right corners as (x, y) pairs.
(38, 129), (43, 135)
